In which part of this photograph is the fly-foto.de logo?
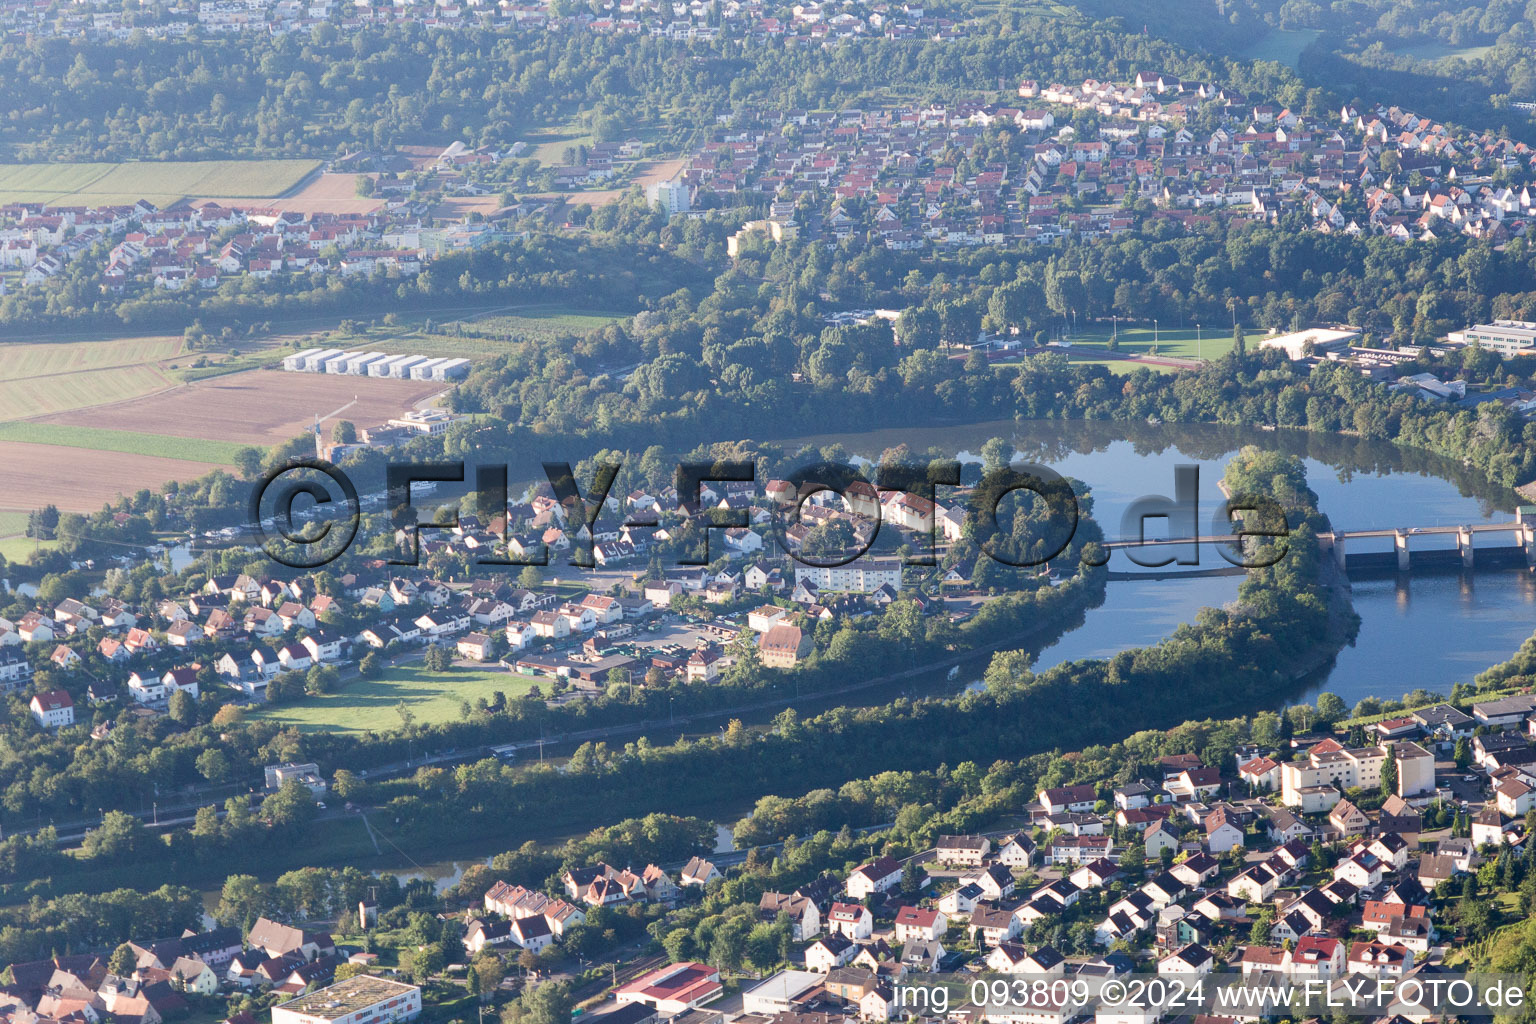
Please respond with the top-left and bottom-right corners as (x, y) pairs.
(249, 458), (1290, 571)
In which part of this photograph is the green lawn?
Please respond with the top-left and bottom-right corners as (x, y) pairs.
(1057, 324), (1237, 361)
(1241, 28), (1321, 68)
(251, 662), (542, 733)
(524, 130), (597, 167)
(1066, 357), (1177, 374)
(0, 534), (59, 562)
(1388, 40), (1494, 63)
(0, 510), (28, 537)
(325, 304), (631, 357)
(0, 422), (248, 463)
(469, 307), (629, 335)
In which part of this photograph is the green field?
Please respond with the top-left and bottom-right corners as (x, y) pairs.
(0, 335), (183, 377)
(0, 422), (247, 463)
(251, 662), (543, 734)
(0, 537), (56, 562)
(0, 159), (320, 205)
(0, 510), (59, 561)
(1065, 357), (1177, 374)
(524, 129), (597, 167)
(0, 336), (185, 418)
(471, 307), (628, 332)
(1057, 324), (1238, 361)
(0, 510), (28, 538)
(0, 335), (300, 418)
(324, 304), (631, 357)
(1241, 28), (1322, 68)
(1387, 40), (1494, 63)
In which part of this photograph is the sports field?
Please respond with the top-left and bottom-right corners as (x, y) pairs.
(1055, 324), (1238, 361)
(0, 159), (320, 206)
(251, 662), (542, 733)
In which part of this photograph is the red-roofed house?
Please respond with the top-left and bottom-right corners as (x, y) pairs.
(30, 689), (73, 729)
(893, 905), (945, 943)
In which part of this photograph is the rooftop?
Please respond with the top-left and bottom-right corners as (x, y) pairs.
(273, 976), (417, 1019)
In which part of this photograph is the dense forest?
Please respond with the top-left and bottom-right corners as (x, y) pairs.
(0, 12), (1309, 162)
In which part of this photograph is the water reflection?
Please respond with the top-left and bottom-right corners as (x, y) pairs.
(775, 418), (1533, 707)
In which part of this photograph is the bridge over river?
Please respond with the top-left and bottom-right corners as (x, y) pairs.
(1100, 520), (1536, 574)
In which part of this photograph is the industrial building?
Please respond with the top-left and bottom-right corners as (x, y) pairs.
(1447, 320), (1536, 357)
(282, 349), (471, 381)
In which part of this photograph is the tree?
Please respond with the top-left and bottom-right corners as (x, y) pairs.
(214, 874), (267, 928)
(192, 804), (222, 839)
(406, 943), (445, 983)
(168, 688), (196, 726)
(234, 448), (265, 480)
(1314, 692), (1346, 726)
(109, 943), (137, 976)
(518, 565), (543, 589)
(1251, 711), (1283, 748)
(333, 769), (365, 800)
(332, 420), (358, 444)
(471, 954), (504, 1000)
(196, 747), (232, 782)
(264, 779), (318, 829)
(359, 652), (382, 678)
(980, 437), (1015, 475)
(82, 811), (146, 860)
(306, 664), (340, 695)
(506, 980), (572, 1024)
(707, 915), (751, 970)
(1454, 736), (1472, 769)
(1381, 745), (1398, 797)
(662, 927), (693, 963)
(211, 704), (245, 728)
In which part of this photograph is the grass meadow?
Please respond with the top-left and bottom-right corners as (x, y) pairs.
(251, 662), (543, 733)
(0, 422), (249, 463)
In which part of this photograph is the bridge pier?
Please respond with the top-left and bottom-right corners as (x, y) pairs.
(1395, 530), (1411, 572)
(1523, 524), (1536, 568)
(1458, 526), (1475, 569)
(1328, 534), (1346, 570)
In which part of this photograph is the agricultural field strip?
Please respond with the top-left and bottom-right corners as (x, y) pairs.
(0, 422), (248, 464)
(0, 337), (184, 378)
(0, 159), (320, 204)
(0, 367), (175, 421)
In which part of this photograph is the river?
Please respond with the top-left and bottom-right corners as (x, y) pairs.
(775, 418), (1533, 706)
(343, 420), (1536, 885)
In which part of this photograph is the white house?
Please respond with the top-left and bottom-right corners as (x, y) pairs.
(846, 856), (902, 899)
(29, 689), (74, 729)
